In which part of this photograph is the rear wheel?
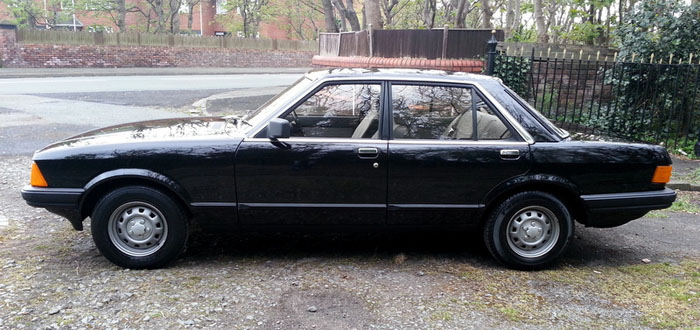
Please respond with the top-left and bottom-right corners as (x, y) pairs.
(91, 186), (188, 269)
(483, 191), (573, 270)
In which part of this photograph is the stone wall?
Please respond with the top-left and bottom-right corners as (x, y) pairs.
(0, 26), (313, 68)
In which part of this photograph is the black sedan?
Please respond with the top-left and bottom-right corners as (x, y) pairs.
(21, 69), (676, 269)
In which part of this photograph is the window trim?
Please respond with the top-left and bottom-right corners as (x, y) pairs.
(387, 81), (519, 142)
(246, 76), (535, 145)
(254, 80), (384, 140)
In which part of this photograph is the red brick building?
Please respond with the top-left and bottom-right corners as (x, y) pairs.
(0, 0), (294, 38)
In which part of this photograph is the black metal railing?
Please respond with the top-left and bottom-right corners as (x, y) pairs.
(492, 52), (700, 152)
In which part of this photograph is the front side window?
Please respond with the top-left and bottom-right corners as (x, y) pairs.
(391, 84), (512, 140)
(285, 84), (381, 139)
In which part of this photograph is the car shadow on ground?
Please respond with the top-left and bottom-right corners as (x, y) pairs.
(174, 224), (673, 270)
(182, 229), (496, 265)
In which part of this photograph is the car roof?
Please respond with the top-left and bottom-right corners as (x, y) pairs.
(305, 68), (503, 85)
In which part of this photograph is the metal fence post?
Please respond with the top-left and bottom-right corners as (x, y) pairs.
(368, 24), (373, 57)
(486, 30), (498, 75)
(441, 25), (448, 59)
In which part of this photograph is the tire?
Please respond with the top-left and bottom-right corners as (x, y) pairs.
(91, 186), (189, 269)
(483, 191), (573, 270)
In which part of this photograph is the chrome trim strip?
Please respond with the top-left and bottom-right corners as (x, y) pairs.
(389, 203), (484, 209)
(239, 203), (386, 208)
(190, 202), (237, 207)
(243, 137), (528, 146)
(389, 140), (529, 146)
(244, 137), (386, 143)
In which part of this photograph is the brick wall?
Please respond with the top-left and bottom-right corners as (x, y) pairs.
(0, 25), (23, 67)
(0, 26), (313, 68)
(312, 55), (485, 73)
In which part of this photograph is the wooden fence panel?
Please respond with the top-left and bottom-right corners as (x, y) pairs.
(446, 29), (503, 59)
(373, 30), (443, 59)
(15, 29), (317, 51)
(338, 31), (369, 57)
(319, 33), (340, 57)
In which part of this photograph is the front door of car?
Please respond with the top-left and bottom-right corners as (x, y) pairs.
(386, 83), (531, 225)
(235, 82), (388, 225)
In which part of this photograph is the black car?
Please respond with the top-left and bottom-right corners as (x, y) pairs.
(21, 68), (676, 269)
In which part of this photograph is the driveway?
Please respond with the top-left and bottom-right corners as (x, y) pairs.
(0, 73), (698, 329)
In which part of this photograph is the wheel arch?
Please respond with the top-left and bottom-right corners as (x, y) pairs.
(479, 174), (586, 227)
(79, 169), (191, 220)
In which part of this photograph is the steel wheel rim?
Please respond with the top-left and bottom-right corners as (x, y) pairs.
(107, 201), (168, 257)
(506, 206), (560, 259)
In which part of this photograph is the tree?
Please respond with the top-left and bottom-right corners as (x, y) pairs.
(184, 0), (201, 31)
(422, 0), (435, 28)
(480, 0), (492, 28)
(504, 0), (520, 37)
(321, 0), (339, 32)
(533, 0), (547, 42)
(364, 0), (382, 29)
(220, 0), (270, 37)
(332, 0), (361, 31)
(267, 0), (325, 39)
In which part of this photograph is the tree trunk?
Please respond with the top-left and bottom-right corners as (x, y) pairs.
(322, 0), (338, 32)
(453, 0), (468, 28)
(332, 0), (360, 31)
(364, 0), (382, 29)
(187, 3), (194, 30)
(343, 0), (361, 31)
(480, 0), (492, 28)
(117, 0), (127, 32)
(422, 0), (435, 29)
(533, 0), (547, 42)
(504, 0), (520, 37)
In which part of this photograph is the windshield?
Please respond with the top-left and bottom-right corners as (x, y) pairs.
(503, 86), (570, 139)
(241, 75), (315, 129)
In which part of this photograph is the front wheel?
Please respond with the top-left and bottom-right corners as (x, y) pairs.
(91, 186), (189, 269)
(483, 191), (573, 270)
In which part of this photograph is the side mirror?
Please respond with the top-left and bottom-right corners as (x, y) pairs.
(267, 118), (291, 139)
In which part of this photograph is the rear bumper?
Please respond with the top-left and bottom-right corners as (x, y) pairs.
(580, 188), (676, 227)
(21, 185), (85, 230)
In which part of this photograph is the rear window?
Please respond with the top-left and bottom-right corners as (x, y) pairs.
(503, 86), (570, 139)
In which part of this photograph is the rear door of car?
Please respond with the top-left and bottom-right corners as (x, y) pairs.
(235, 81), (389, 225)
(386, 82), (531, 225)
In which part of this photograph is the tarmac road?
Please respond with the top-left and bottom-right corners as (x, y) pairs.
(0, 73), (302, 155)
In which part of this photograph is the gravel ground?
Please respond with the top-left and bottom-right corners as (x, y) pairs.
(1, 154), (699, 329)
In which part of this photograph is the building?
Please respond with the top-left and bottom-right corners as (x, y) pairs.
(0, 0), (298, 38)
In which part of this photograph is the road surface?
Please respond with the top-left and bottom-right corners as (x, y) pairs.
(0, 73), (302, 155)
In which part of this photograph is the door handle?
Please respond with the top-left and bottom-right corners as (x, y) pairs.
(499, 149), (520, 160)
(357, 147), (379, 159)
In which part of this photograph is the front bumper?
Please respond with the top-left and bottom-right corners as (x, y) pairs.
(580, 188), (676, 227)
(21, 185), (85, 230)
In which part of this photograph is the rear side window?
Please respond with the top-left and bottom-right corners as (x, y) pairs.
(391, 84), (513, 141)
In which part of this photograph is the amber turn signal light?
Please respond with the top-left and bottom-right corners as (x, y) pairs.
(651, 165), (672, 184)
(30, 163), (48, 187)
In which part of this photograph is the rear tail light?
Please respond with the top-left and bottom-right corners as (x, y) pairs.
(651, 165), (672, 184)
(30, 163), (48, 187)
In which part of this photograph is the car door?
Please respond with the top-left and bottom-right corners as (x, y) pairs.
(235, 81), (388, 225)
(386, 82), (531, 225)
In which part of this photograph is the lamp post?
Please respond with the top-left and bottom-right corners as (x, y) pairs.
(71, 0), (76, 31)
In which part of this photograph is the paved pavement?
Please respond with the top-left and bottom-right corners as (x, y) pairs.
(0, 74), (302, 94)
(0, 67), (311, 79)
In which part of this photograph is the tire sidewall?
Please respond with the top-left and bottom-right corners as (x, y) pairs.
(488, 192), (573, 269)
(91, 186), (188, 269)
